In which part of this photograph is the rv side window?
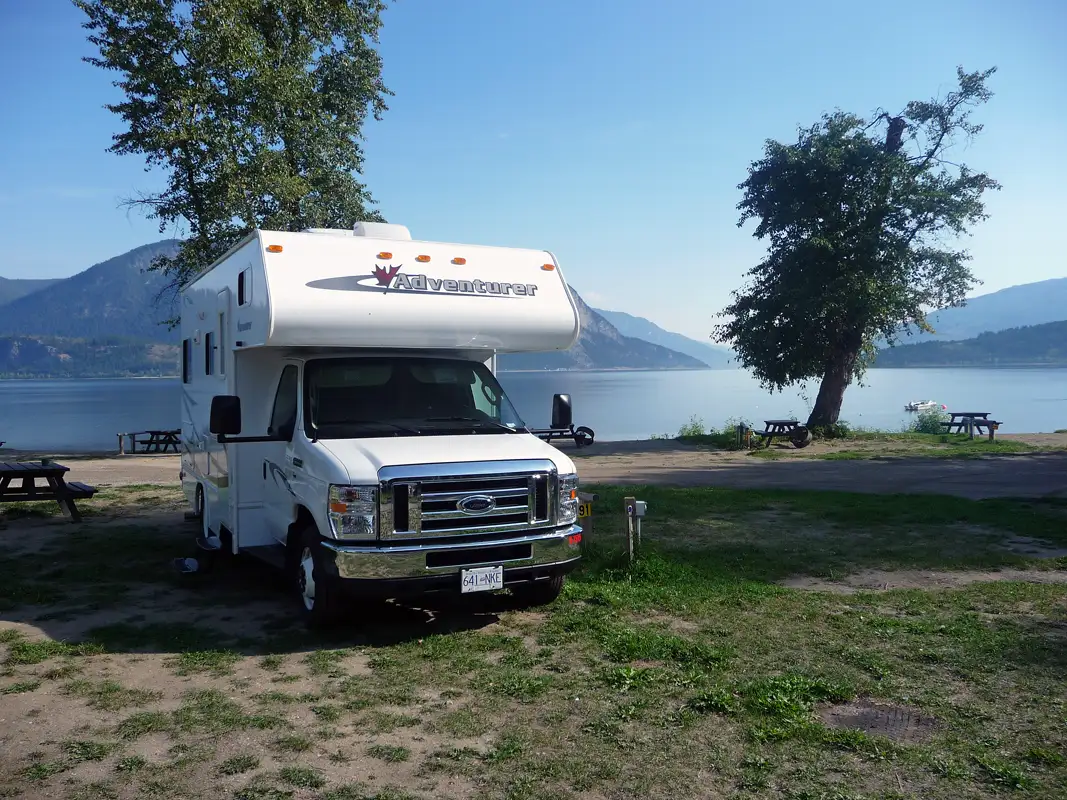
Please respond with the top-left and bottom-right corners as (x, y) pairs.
(269, 365), (299, 440)
(238, 268), (251, 306)
(181, 339), (191, 383)
(204, 332), (215, 375)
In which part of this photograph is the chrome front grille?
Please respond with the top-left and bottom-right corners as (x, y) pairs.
(379, 459), (557, 541)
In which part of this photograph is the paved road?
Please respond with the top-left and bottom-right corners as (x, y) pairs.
(574, 447), (1067, 500)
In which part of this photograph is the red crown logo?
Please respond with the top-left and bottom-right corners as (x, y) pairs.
(374, 263), (400, 287)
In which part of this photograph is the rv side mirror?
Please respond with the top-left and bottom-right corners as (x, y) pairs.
(551, 393), (573, 430)
(209, 395), (242, 436)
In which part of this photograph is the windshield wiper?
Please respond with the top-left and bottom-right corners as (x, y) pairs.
(316, 420), (421, 434)
(423, 416), (521, 432)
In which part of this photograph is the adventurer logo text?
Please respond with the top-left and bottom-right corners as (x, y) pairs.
(372, 263), (539, 297)
(305, 263), (541, 298)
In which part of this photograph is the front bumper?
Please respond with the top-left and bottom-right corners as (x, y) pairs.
(319, 525), (582, 589)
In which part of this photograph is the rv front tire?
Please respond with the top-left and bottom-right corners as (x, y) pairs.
(511, 573), (565, 606)
(292, 523), (344, 629)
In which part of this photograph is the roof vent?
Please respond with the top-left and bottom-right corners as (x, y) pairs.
(353, 221), (412, 241)
(303, 228), (352, 236)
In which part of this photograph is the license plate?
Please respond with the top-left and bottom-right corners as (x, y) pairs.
(461, 565), (504, 594)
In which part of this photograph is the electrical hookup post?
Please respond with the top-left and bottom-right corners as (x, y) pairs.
(623, 495), (648, 566)
(577, 492), (597, 539)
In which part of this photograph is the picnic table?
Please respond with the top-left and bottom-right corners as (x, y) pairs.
(941, 412), (1001, 440)
(117, 429), (181, 455)
(0, 461), (97, 522)
(754, 419), (813, 449)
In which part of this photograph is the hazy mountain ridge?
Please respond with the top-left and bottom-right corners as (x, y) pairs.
(890, 278), (1067, 343)
(0, 277), (62, 306)
(0, 240), (181, 341)
(875, 320), (1067, 367)
(498, 289), (708, 371)
(592, 307), (734, 368)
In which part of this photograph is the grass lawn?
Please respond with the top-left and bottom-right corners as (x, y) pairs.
(1, 484), (1066, 799)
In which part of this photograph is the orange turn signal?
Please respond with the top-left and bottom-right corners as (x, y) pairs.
(377, 251), (393, 260)
(541, 263), (555, 271)
(329, 502), (347, 513)
(266, 245), (283, 253)
(451, 257), (467, 265)
(416, 255), (431, 263)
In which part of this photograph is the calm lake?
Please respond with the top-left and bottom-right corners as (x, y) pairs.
(2, 368), (1066, 452)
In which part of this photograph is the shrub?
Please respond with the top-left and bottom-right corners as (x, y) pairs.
(911, 409), (948, 434)
(808, 420), (852, 440)
(675, 415), (755, 450)
(676, 415), (707, 438)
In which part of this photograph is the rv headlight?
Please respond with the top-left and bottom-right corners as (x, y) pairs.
(558, 473), (579, 525)
(328, 484), (378, 540)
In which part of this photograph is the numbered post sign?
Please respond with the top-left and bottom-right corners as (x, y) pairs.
(576, 492), (597, 538)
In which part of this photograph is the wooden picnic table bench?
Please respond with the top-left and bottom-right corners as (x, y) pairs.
(941, 412), (1001, 440)
(0, 461), (97, 522)
(117, 429), (181, 455)
(753, 419), (813, 449)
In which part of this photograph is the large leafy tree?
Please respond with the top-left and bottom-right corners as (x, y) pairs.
(74, 0), (392, 318)
(714, 67), (1000, 427)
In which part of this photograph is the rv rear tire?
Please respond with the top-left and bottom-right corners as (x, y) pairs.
(292, 524), (344, 629)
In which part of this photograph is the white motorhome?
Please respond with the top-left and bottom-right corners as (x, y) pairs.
(178, 222), (585, 626)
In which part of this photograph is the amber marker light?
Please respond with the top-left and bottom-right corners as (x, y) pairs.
(451, 257), (467, 265)
(266, 245), (283, 253)
(541, 263), (555, 271)
(377, 251), (393, 260)
(416, 255), (431, 263)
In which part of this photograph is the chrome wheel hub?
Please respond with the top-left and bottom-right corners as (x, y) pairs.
(299, 547), (316, 611)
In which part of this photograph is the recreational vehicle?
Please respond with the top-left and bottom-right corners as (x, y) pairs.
(178, 223), (586, 627)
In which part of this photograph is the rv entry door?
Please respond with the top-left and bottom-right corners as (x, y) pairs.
(263, 364), (301, 545)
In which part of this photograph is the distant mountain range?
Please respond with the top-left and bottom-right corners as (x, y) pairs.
(4, 239), (1063, 377)
(0, 239), (712, 377)
(0, 336), (179, 379)
(592, 308), (734, 368)
(875, 320), (1067, 367)
(498, 291), (707, 371)
(0, 241), (180, 342)
(0, 277), (62, 307)
(889, 278), (1067, 343)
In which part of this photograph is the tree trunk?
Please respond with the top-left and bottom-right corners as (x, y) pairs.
(806, 345), (860, 428)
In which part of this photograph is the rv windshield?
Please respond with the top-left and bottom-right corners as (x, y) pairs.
(304, 357), (528, 439)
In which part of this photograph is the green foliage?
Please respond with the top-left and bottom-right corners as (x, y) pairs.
(669, 415), (756, 450)
(714, 67), (1000, 426)
(808, 420), (853, 440)
(74, 0), (393, 310)
(876, 319), (1067, 367)
(910, 409), (949, 434)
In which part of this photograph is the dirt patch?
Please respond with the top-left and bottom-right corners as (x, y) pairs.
(781, 568), (1067, 594)
(819, 698), (938, 743)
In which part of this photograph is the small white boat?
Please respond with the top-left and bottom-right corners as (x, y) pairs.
(904, 400), (939, 412)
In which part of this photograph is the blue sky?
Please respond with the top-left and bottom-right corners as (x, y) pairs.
(1, 0), (1065, 340)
